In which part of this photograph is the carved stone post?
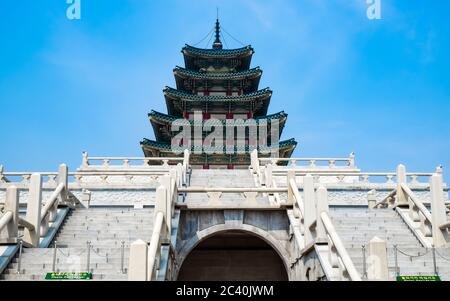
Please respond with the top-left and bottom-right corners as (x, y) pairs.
(2, 186), (19, 242)
(430, 174), (448, 247)
(303, 175), (316, 246)
(367, 237), (389, 281)
(316, 186), (329, 243)
(23, 174), (42, 247)
(128, 239), (148, 281)
(155, 185), (169, 238)
(349, 152), (355, 167)
(266, 163), (273, 187)
(58, 164), (69, 206)
(81, 152), (89, 168)
(396, 164), (408, 207)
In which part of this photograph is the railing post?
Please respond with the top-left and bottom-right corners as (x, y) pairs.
(266, 163), (273, 187)
(349, 152), (355, 167)
(432, 246), (438, 276)
(86, 241), (91, 272)
(303, 175), (316, 246)
(17, 240), (23, 274)
(4, 186), (19, 241)
(52, 240), (58, 272)
(361, 245), (367, 279)
(0, 164), (4, 182)
(367, 189), (377, 209)
(430, 174), (448, 247)
(81, 152), (89, 168)
(287, 171), (295, 204)
(183, 150), (190, 184)
(250, 149), (260, 175)
(155, 185), (168, 237)
(176, 163), (183, 187)
(367, 237), (389, 281)
(396, 164), (408, 206)
(58, 164), (69, 205)
(23, 173), (42, 247)
(316, 186), (329, 243)
(394, 245), (399, 276)
(121, 241), (126, 274)
(128, 239), (148, 281)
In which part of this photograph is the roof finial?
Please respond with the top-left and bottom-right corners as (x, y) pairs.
(212, 9), (223, 50)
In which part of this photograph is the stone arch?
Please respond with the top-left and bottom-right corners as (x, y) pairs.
(175, 223), (291, 280)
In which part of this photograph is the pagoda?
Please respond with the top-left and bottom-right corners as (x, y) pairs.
(141, 19), (297, 169)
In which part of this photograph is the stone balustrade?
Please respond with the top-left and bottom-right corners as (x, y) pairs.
(375, 165), (449, 249)
(259, 152), (356, 168)
(0, 165), (79, 247)
(287, 174), (361, 281)
(0, 151), (191, 191)
(81, 152), (184, 170)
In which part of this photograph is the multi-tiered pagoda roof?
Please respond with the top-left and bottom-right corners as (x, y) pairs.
(141, 19), (297, 168)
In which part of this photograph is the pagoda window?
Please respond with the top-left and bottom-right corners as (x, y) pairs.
(183, 112), (190, 119)
(226, 112), (234, 119)
(203, 112), (211, 120)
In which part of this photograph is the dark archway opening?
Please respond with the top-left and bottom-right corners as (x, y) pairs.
(177, 231), (289, 281)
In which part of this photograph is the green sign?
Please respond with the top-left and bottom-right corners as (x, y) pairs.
(397, 276), (441, 282)
(45, 272), (93, 280)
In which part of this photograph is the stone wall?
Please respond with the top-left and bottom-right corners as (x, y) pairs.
(0, 188), (156, 207)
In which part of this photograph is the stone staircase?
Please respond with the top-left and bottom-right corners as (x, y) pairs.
(1, 207), (154, 281)
(329, 207), (450, 280)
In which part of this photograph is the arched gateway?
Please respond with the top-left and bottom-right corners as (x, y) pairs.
(176, 227), (289, 281)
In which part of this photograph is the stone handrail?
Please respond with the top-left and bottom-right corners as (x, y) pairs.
(0, 164), (79, 247)
(0, 186), (18, 244)
(129, 172), (178, 281)
(1, 151), (191, 189)
(401, 183), (433, 222)
(288, 175), (361, 281)
(250, 150), (262, 180)
(374, 165), (449, 248)
(269, 168), (438, 187)
(0, 211), (13, 234)
(260, 153), (356, 168)
(81, 152), (184, 169)
(320, 211), (362, 281)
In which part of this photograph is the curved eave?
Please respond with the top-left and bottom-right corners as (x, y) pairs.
(174, 66), (262, 80)
(164, 88), (272, 117)
(182, 45), (254, 71)
(140, 138), (296, 153)
(148, 110), (287, 124)
(182, 45), (254, 58)
(164, 87), (272, 102)
(148, 110), (288, 143)
(174, 67), (262, 92)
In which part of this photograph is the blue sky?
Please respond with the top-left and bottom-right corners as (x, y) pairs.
(0, 0), (449, 182)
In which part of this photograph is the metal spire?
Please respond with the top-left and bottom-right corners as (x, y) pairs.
(212, 9), (223, 49)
